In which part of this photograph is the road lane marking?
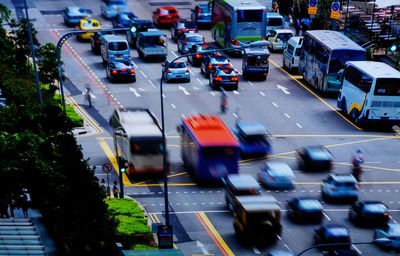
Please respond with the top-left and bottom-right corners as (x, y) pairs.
(296, 123), (303, 128)
(189, 69), (195, 76)
(139, 70), (148, 78)
(170, 50), (178, 57)
(66, 95), (103, 133)
(97, 138), (132, 186)
(284, 113), (290, 118)
(132, 61), (138, 68)
(323, 212), (331, 221)
(210, 92), (216, 96)
(171, 103), (176, 109)
(196, 78), (204, 85)
(148, 80), (156, 87)
(277, 235), (282, 240)
(352, 245), (362, 255)
(248, 81), (254, 86)
(233, 90), (239, 95)
(196, 212), (234, 256)
(259, 91), (265, 96)
(178, 85), (190, 95)
(233, 112), (238, 118)
(277, 84), (290, 94)
(272, 102), (278, 107)
(129, 87), (141, 97)
(269, 59), (362, 130)
(138, 88), (145, 92)
(252, 247), (261, 254)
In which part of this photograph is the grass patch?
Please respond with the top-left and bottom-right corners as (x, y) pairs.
(132, 244), (157, 250)
(54, 94), (83, 127)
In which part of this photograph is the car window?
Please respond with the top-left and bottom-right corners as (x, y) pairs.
(188, 36), (203, 42)
(170, 62), (187, 68)
(299, 199), (321, 209)
(337, 181), (356, 187)
(235, 189), (259, 196)
(267, 17), (283, 26)
(108, 42), (128, 51)
(160, 9), (169, 15)
(389, 225), (400, 236)
(363, 203), (387, 213)
(277, 33), (293, 41)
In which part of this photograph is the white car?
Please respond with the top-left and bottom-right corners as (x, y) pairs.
(267, 29), (294, 51)
(258, 161), (295, 189)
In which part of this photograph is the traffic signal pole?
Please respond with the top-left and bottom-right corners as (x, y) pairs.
(117, 156), (125, 199)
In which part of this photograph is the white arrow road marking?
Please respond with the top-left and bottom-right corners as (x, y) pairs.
(129, 87), (141, 97)
(178, 86), (190, 95)
(277, 84), (290, 94)
(138, 88), (145, 92)
(196, 241), (209, 255)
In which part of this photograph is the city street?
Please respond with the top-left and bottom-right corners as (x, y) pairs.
(3, 0), (400, 255)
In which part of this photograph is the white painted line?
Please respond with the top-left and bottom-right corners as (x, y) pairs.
(277, 84), (290, 94)
(132, 62), (138, 68)
(139, 70), (148, 78)
(248, 81), (254, 86)
(162, 93), (166, 98)
(170, 50), (178, 57)
(277, 235), (282, 240)
(138, 88), (145, 92)
(210, 91), (215, 96)
(283, 244), (293, 254)
(364, 161), (382, 164)
(252, 247), (261, 254)
(193, 86), (199, 90)
(196, 78), (204, 85)
(129, 87), (141, 97)
(272, 102), (278, 107)
(296, 123), (303, 128)
(171, 104), (176, 109)
(189, 69), (195, 76)
(390, 216), (398, 223)
(351, 245), (362, 255)
(259, 91), (265, 96)
(284, 113), (291, 118)
(233, 112), (238, 118)
(323, 212), (331, 221)
(178, 85), (190, 95)
(233, 90), (239, 95)
(148, 80), (156, 88)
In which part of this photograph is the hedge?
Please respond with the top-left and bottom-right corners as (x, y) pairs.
(53, 94), (83, 127)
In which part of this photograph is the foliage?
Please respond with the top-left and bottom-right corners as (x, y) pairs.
(37, 43), (64, 94)
(106, 198), (146, 217)
(53, 94), (84, 127)
(132, 244), (157, 250)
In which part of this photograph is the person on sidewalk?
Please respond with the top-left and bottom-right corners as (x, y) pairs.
(112, 181), (119, 199)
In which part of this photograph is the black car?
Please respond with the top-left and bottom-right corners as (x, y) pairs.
(297, 145), (333, 172)
(187, 43), (212, 67)
(313, 224), (351, 251)
(286, 197), (323, 223)
(91, 31), (114, 54)
(209, 67), (239, 91)
(171, 19), (197, 42)
(326, 249), (360, 256)
(106, 60), (136, 82)
(200, 54), (230, 78)
(126, 19), (154, 48)
(349, 200), (389, 226)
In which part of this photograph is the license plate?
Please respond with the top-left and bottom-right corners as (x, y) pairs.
(116, 54), (122, 58)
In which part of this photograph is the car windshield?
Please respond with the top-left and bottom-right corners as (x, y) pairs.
(237, 9), (263, 23)
(241, 134), (267, 143)
(277, 33), (293, 42)
(108, 42), (128, 51)
(212, 57), (229, 63)
(130, 141), (163, 154)
(187, 35), (203, 42)
(115, 61), (131, 67)
(299, 199), (322, 209)
(160, 9), (176, 15)
(169, 62), (186, 68)
(268, 17), (283, 26)
(202, 146), (236, 156)
(308, 148), (331, 160)
(109, 0), (126, 5)
(144, 36), (167, 47)
(82, 21), (98, 28)
(337, 181), (356, 187)
(246, 56), (269, 66)
(326, 227), (349, 237)
(363, 203), (387, 213)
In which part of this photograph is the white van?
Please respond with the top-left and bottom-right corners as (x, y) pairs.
(266, 12), (284, 36)
(101, 35), (130, 64)
(282, 36), (303, 72)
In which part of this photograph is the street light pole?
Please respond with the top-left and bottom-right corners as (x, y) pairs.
(159, 40), (268, 226)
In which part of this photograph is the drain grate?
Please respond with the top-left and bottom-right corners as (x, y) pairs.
(149, 2), (191, 6)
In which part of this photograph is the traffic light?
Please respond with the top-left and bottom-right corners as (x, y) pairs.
(117, 156), (127, 174)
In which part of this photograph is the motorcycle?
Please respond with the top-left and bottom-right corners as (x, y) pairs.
(352, 166), (362, 182)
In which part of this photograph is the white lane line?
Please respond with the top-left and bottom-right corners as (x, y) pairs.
(390, 216), (398, 223)
(178, 85), (190, 95)
(132, 61), (138, 68)
(259, 91), (265, 96)
(233, 112), (238, 118)
(284, 113), (291, 118)
(233, 90), (239, 95)
(138, 87), (145, 92)
(296, 123), (303, 128)
(248, 81), (254, 86)
(171, 104), (176, 109)
(277, 84), (290, 94)
(196, 78), (204, 85)
(170, 50), (178, 57)
(148, 80), (156, 88)
(272, 102), (278, 107)
(252, 247), (261, 254)
(323, 212), (331, 221)
(139, 70), (148, 78)
(351, 245), (362, 255)
(189, 69), (195, 76)
(277, 235), (282, 240)
(129, 87), (141, 97)
(364, 161), (383, 164)
(283, 244), (293, 254)
(210, 91), (215, 96)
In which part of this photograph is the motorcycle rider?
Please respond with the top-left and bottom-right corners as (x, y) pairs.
(351, 149), (365, 181)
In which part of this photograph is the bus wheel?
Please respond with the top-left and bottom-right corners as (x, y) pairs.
(340, 98), (347, 114)
(350, 109), (359, 123)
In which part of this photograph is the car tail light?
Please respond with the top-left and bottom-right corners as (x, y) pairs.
(129, 69), (135, 74)
(166, 68), (171, 73)
(214, 76), (222, 81)
(121, 68), (127, 72)
(384, 212), (390, 218)
(195, 54), (202, 58)
(111, 70), (118, 75)
(231, 77), (238, 82)
(231, 38), (240, 46)
(95, 39), (101, 43)
(198, 7), (202, 13)
(208, 64), (213, 70)
(185, 68), (189, 73)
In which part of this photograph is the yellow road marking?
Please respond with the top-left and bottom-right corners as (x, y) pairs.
(97, 138), (132, 186)
(291, 75), (303, 79)
(66, 95), (103, 133)
(269, 59), (362, 131)
(196, 212), (234, 256)
(130, 172), (189, 187)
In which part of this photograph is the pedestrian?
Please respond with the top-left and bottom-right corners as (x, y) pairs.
(112, 181), (119, 199)
(83, 85), (92, 107)
(0, 200), (9, 218)
(220, 90), (227, 113)
(295, 18), (301, 36)
(21, 195), (29, 218)
(351, 149), (365, 182)
(100, 179), (107, 193)
(9, 195), (16, 218)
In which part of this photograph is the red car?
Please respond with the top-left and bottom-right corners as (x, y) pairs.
(152, 6), (179, 27)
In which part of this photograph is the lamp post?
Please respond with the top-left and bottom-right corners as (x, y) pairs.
(158, 40), (268, 226)
(296, 238), (393, 256)
(56, 28), (128, 114)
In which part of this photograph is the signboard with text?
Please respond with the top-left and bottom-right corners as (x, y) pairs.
(308, 0), (318, 15)
(157, 225), (173, 249)
(330, 2), (341, 19)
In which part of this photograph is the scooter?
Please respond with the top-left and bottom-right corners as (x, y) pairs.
(352, 166), (363, 182)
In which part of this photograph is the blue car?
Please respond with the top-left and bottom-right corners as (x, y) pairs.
(191, 4), (212, 27)
(313, 224), (352, 251)
(63, 7), (91, 27)
(100, 0), (128, 19)
(286, 197), (323, 223)
(235, 122), (271, 157)
(112, 11), (137, 28)
(258, 161), (295, 189)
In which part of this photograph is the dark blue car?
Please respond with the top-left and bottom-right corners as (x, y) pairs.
(191, 4), (212, 27)
(286, 197), (323, 223)
(313, 224), (352, 251)
(349, 200), (389, 226)
(112, 11), (137, 28)
(234, 122), (271, 158)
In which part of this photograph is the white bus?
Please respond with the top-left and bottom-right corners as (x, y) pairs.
(337, 61), (400, 126)
(299, 30), (366, 93)
(109, 108), (165, 175)
(211, 0), (266, 52)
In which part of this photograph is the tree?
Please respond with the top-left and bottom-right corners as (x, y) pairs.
(37, 43), (64, 95)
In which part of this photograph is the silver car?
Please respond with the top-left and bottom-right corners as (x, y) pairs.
(267, 29), (294, 51)
(258, 161), (295, 189)
(177, 32), (204, 54)
(162, 60), (190, 83)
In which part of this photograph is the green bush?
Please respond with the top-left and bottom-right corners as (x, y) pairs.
(132, 244), (157, 250)
(53, 94), (83, 127)
(106, 198), (146, 217)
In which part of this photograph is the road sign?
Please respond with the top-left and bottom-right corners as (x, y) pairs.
(102, 163), (112, 174)
(330, 2), (341, 19)
(157, 225), (173, 249)
(308, 0), (318, 15)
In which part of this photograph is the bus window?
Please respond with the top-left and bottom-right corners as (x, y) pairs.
(202, 147), (236, 156)
(374, 78), (400, 96)
(237, 10), (263, 23)
(267, 17), (283, 27)
(329, 50), (365, 74)
(131, 141), (163, 155)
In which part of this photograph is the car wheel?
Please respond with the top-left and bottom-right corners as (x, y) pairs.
(186, 78), (190, 83)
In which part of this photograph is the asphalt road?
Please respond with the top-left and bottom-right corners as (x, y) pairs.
(4, 0), (400, 255)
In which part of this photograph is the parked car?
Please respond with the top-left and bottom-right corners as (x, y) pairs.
(171, 20), (197, 42)
(77, 18), (101, 40)
(63, 7), (90, 27)
(152, 6), (180, 28)
(313, 224), (351, 251)
(258, 161), (295, 189)
(191, 4), (212, 27)
(297, 145), (333, 172)
(267, 29), (294, 51)
(374, 223), (400, 251)
(177, 32), (204, 54)
(222, 174), (262, 212)
(283, 36), (303, 72)
(286, 197), (323, 223)
(349, 201), (390, 226)
(112, 11), (137, 28)
(106, 60), (136, 83)
(187, 43), (211, 67)
(91, 31), (114, 54)
(100, 0), (128, 19)
(321, 174), (359, 202)
(209, 67), (239, 91)
(201, 54), (230, 78)
(126, 19), (154, 48)
(162, 60), (190, 83)
(234, 121), (272, 158)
